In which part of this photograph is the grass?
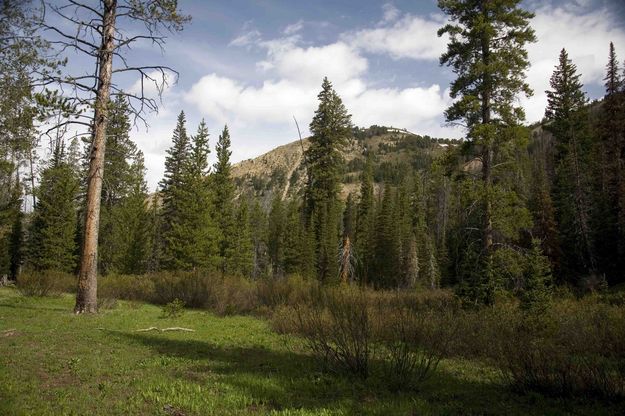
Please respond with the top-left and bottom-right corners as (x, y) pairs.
(0, 287), (620, 416)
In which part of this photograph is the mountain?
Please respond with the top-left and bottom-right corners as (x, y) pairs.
(231, 125), (459, 206)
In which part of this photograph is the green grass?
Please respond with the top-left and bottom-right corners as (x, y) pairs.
(0, 287), (619, 416)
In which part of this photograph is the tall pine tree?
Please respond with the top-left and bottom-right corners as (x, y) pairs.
(545, 49), (597, 281)
(27, 142), (79, 273)
(304, 77), (352, 282)
(438, 0), (536, 304)
(213, 125), (236, 275)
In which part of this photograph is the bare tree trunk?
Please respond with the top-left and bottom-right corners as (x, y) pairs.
(75, 0), (117, 314)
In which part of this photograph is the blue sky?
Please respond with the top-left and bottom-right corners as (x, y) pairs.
(46, 0), (625, 189)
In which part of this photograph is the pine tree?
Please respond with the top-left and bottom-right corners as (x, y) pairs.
(372, 183), (401, 288)
(249, 199), (269, 278)
(355, 150), (375, 284)
(160, 111), (190, 259)
(162, 120), (220, 270)
(304, 77), (352, 282)
(283, 199), (304, 275)
(529, 158), (561, 277)
(27, 142), (79, 273)
(267, 194), (286, 276)
(229, 201), (254, 277)
(0, 181), (22, 279)
(113, 154), (152, 275)
(545, 49), (597, 279)
(97, 96), (151, 274)
(438, 0), (536, 304)
(520, 239), (553, 312)
(597, 42), (625, 281)
(213, 125), (236, 274)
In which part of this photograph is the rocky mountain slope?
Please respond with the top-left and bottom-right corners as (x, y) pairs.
(231, 126), (458, 206)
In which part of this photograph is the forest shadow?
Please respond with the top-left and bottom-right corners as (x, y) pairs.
(116, 331), (505, 414)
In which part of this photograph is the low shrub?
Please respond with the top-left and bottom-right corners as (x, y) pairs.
(16, 270), (76, 297)
(149, 270), (217, 308)
(374, 303), (457, 390)
(213, 276), (258, 316)
(276, 286), (372, 378)
(256, 275), (319, 310)
(456, 299), (625, 399)
(99, 274), (155, 301)
(162, 298), (185, 318)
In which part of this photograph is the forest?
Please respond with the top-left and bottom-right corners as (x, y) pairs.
(1, 0), (625, 415)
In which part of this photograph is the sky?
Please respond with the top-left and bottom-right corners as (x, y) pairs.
(48, 0), (625, 190)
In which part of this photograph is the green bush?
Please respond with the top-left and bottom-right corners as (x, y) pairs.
(99, 274), (155, 301)
(213, 276), (258, 316)
(16, 270), (76, 297)
(149, 270), (217, 308)
(275, 286), (372, 378)
(162, 298), (185, 318)
(256, 275), (320, 310)
(454, 299), (625, 398)
(374, 304), (457, 390)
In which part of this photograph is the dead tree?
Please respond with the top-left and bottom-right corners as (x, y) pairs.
(38, 0), (189, 313)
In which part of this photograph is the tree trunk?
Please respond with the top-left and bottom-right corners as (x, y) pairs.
(75, 0), (117, 314)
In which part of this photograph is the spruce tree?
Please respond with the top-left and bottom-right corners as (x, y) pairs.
(267, 195), (286, 276)
(229, 201), (254, 277)
(162, 120), (220, 270)
(372, 183), (401, 288)
(305, 77), (352, 282)
(213, 125), (236, 274)
(283, 199), (304, 275)
(27, 142), (79, 273)
(249, 199), (269, 278)
(98, 96), (151, 274)
(438, 0), (536, 304)
(113, 154), (152, 275)
(355, 150), (375, 284)
(520, 239), (553, 312)
(597, 42), (625, 281)
(0, 181), (23, 279)
(545, 49), (597, 279)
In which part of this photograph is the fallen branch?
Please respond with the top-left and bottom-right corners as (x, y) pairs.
(135, 327), (195, 332)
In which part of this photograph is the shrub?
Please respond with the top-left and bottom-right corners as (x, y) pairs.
(460, 299), (625, 399)
(16, 270), (76, 297)
(149, 270), (218, 308)
(373, 304), (457, 390)
(162, 298), (185, 318)
(99, 274), (155, 301)
(279, 286), (372, 378)
(256, 275), (320, 310)
(213, 276), (258, 316)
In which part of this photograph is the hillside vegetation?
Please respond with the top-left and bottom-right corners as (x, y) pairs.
(231, 126), (457, 205)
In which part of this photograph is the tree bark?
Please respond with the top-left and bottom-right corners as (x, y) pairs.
(75, 0), (117, 314)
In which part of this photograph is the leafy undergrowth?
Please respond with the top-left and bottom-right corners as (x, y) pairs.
(0, 287), (619, 416)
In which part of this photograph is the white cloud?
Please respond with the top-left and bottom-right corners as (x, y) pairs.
(229, 29), (262, 47)
(185, 27), (453, 147)
(382, 3), (400, 23)
(283, 20), (304, 35)
(344, 12), (447, 60)
(260, 41), (368, 86)
(522, 4), (625, 122)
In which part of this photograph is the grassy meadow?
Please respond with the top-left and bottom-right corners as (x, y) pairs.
(0, 286), (621, 416)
